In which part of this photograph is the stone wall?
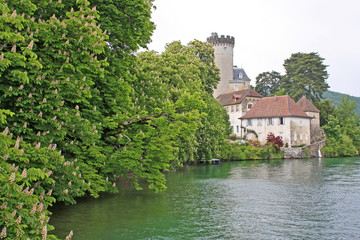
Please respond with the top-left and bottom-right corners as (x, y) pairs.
(283, 139), (326, 159)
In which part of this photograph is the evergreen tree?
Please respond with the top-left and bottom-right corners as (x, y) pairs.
(282, 52), (329, 102)
(255, 71), (282, 97)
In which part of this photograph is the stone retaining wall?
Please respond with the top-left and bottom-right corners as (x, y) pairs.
(283, 139), (326, 159)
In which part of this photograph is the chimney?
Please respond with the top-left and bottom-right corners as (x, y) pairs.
(274, 95), (277, 101)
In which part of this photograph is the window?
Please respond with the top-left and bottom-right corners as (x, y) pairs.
(300, 133), (303, 140)
(236, 105), (239, 112)
(248, 119), (252, 126)
(247, 104), (253, 110)
(226, 107), (229, 113)
(234, 85), (238, 91)
(231, 126), (234, 133)
(300, 120), (302, 126)
(236, 125), (239, 133)
(257, 119), (262, 126)
(231, 106), (234, 112)
(267, 118), (274, 126)
(279, 117), (285, 125)
(293, 131), (297, 141)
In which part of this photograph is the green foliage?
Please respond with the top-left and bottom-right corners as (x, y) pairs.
(322, 91), (360, 115)
(0, 0), (230, 237)
(282, 52), (329, 102)
(227, 142), (283, 161)
(314, 99), (337, 126)
(255, 71), (282, 97)
(322, 96), (360, 157)
(271, 88), (287, 97)
(304, 147), (309, 158)
(0, 124), (61, 239)
(254, 52), (329, 103)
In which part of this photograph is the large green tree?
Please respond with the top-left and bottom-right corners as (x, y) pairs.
(282, 52), (329, 102)
(132, 41), (229, 174)
(322, 97), (360, 157)
(1, 0), (230, 237)
(255, 71), (282, 97)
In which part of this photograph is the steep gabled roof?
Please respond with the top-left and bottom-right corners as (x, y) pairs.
(297, 96), (320, 113)
(240, 95), (312, 119)
(216, 89), (262, 106)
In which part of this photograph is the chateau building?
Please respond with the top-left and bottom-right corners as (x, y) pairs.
(207, 33), (321, 146)
(216, 89), (262, 136)
(240, 95), (318, 146)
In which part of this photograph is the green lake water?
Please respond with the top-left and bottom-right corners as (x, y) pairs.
(50, 157), (360, 239)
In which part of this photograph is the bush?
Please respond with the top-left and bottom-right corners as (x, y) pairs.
(227, 142), (284, 160)
(229, 134), (237, 141)
(247, 139), (262, 148)
(266, 133), (284, 152)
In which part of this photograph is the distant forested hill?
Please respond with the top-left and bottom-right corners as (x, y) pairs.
(322, 91), (360, 115)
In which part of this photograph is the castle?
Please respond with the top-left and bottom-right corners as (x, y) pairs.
(207, 33), (322, 147)
(206, 33), (251, 97)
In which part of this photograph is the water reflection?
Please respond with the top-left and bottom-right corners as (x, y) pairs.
(51, 157), (360, 240)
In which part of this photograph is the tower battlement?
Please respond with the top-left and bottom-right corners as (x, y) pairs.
(207, 32), (235, 47)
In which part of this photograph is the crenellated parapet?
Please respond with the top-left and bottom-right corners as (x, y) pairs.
(207, 32), (235, 47)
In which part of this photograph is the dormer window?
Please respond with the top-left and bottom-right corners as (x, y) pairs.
(247, 104), (253, 110)
(239, 72), (243, 79)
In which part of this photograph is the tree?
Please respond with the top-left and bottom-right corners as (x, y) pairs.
(322, 96), (360, 156)
(282, 52), (329, 102)
(133, 40), (229, 165)
(314, 99), (337, 126)
(255, 71), (282, 97)
(0, 3), (231, 239)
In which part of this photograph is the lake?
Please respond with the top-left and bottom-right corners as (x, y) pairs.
(50, 157), (360, 239)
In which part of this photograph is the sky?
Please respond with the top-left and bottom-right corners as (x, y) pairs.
(146, 0), (360, 97)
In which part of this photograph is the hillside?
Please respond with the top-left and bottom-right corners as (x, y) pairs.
(322, 91), (360, 115)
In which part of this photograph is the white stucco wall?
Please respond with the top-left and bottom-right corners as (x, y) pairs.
(226, 104), (243, 136)
(226, 97), (260, 137)
(305, 111), (321, 141)
(241, 116), (311, 146)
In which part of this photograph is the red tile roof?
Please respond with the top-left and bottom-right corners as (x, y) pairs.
(297, 96), (320, 113)
(240, 95), (312, 119)
(216, 89), (262, 106)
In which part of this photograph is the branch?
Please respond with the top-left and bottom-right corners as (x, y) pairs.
(102, 113), (174, 138)
(119, 112), (173, 127)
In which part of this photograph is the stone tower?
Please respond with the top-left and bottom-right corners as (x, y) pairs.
(207, 33), (235, 98)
